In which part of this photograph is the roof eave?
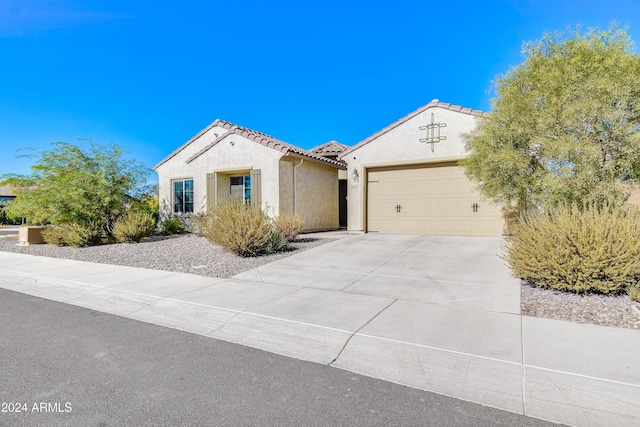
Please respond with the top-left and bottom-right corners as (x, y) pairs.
(339, 100), (489, 159)
(154, 119), (222, 170)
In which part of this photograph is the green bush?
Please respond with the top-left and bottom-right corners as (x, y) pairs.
(113, 211), (156, 243)
(503, 204), (640, 294)
(161, 217), (184, 235)
(42, 226), (66, 246)
(273, 213), (304, 241)
(265, 230), (287, 254)
(202, 198), (274, 257)
(42, 222), (103, 247)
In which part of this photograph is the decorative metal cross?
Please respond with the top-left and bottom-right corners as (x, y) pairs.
(419, 113), (447, 152)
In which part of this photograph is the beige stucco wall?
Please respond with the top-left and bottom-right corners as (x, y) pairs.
(156, 124), (228, 215)
(344, 106), (480, 232)
(279, 158), (339, 231)
(156, 130), (283, 218)
(278, 159), (294, 214)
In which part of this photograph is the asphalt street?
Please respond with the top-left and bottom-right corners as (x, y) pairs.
(0, 288), (558, 427)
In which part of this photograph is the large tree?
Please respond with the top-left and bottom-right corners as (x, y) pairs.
(462, 24), (640, 212)
(1, 141), (151, 233)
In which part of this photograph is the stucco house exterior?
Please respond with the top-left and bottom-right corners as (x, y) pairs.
(0, 185), (16, 208)
(154, 120), (346, 232)
(156, 99), (506, 236)
(339, 99), (504, 236)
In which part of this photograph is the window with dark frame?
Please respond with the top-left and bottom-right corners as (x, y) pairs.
(230, 175), (251, 204)
(173, 179), (194, 213)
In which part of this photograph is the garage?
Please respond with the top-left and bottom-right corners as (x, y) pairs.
(366, 162), (504, 236)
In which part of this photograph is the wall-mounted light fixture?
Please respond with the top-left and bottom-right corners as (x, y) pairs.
(352, 167), (359, 182)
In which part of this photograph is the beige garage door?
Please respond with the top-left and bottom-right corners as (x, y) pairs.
(367, 162), (503, 236)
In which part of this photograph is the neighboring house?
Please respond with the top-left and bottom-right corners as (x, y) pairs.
(339, 99), (504, 236)
(154, 120), (346, 232)
(310, 141), (349, 228)
(0, 185), (16, 208)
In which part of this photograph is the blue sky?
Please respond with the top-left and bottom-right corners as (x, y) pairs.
(1, 0), (640, 180)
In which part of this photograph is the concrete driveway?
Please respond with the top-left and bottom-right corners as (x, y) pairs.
(234, 233), (519, 314)
(1, 233), (639, 426)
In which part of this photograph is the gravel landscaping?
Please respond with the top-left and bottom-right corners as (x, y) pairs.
(0, 233), (339, 279)
(1, 231), (639, 329)
(522, 282), (640, 330)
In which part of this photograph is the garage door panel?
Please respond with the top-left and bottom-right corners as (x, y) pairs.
(437, 201), (454, 215)
(367, 164), (503, 236)
(435, 182), (454, 195)
(454, 219), (473, 234)
(416, 183), (433, 196)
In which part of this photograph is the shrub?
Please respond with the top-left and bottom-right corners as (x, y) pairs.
(42, 226), (66, 246)
(162, 217), (184, 235)
(503, 204), (640, 294)
(273, 213), (304, 241)
(202, 198), (273, 257)
(183, 212), (210, 236)
(630, 282), (640, 303)
(113, 211), (156, 243)
(42, 222), (103, 247)
(265, 230), (287, 254)
(501, 205), (521, 235)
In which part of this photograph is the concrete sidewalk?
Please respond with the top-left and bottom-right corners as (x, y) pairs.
(1, 234), (639, 427)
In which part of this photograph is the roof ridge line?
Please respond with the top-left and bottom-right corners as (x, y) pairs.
(340, 99), (488, 158)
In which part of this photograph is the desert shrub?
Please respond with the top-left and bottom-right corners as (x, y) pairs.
(113, 211), (156, 243)
(265, 230), (287, 254)
(273, 213), (304, 241)
(503, 204), (640, 294)
(501, 205), (521, 235)
(202, 198), (273, 257)
(630, 282), (640, 303)
(42, 226), (67, 246)
(184, 212), (210, 236)
(42, 222), (103, 247)
(161, 217), (184, 235)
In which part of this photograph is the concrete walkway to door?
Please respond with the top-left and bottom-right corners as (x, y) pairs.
(1, 233), (639, 426)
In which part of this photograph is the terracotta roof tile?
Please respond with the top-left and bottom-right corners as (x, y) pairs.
(154, 120), (221, 169)
(181, 120), (345, 168)
(339, 99), (489, 158)
(310, 140), (347, 155)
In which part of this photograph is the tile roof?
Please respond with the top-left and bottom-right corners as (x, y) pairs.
(310, 140), (347, 155)
(155, 119), (346, 169)
(339, 99), (489, 158)
(0, 185), (15, 198)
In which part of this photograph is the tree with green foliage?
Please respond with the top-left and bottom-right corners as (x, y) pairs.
(1, 141), (152, 235)
(461, 24), (640, 213)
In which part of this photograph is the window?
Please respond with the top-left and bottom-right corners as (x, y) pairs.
(173, 179), (194, 213)
(230, 175), (251, 204)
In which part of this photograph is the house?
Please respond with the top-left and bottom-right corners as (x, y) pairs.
(310, 141), (349, 228)
(154, 120), (346, 232)
(155, 99), (505, 236)
(0, 185), (16, 208)
(339, 99), (504, 236)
